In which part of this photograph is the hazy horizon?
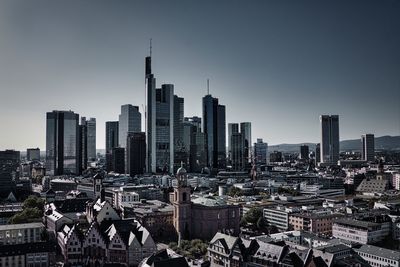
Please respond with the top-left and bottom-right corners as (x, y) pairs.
(1, 0), (399, 151)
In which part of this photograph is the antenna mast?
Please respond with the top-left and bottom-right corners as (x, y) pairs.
(207, 79), (210, 95)
(150, 38), (152, 57)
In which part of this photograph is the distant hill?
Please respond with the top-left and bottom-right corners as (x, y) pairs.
(269, 135), (400, 153)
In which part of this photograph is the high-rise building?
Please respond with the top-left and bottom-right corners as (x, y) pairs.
(79, 121), (87, 172)
(86, 118), (96, 161)
(46, 110), (80, 175)
(105, 121), (119, 154)
(105, 121), (119, 172)
(231, 133), (244, 171)
(183, 117), (205, 172)
(320, 115), (340, 164)
(203, 94), (226, 170)
(118, 105), (141, 149)
(254, 138), (268, 165)
(145, 51), (175, 173)
(228, 123), (239, 160)
(240, 122), (251, 165)
(119, 104), (141, 173)
(80, 117), (96, 164)
(0, 150), (20, 196)
(362, 134), (375, 162)
(300, 145), (309, 160)
(27, 148), (40, 161)
(127, 132), (146, 176)
(174, 95), (185, 172)
(111, 147), (125, 174)
(315, 143), (321, 163)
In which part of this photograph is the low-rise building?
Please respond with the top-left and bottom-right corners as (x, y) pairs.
(354, 244), (400, 267)
(0, 222), (44, 245)
(332, 218), (390, 244)
(289, 211), (343, 235)
(264, 206), (298, 231)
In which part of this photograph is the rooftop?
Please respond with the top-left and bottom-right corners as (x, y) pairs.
(0, 222), (43, 231)
(355, 244), (400, 260)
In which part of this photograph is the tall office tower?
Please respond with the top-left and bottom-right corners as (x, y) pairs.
(320, 115), (340, 164)
(228, 123), (239, 160)
(105, 121), (119, 153)
(86, 118), (96, 161)
(145, 50), (175, 173)
(362, 134), (375, 162)
(118, 104), (141, 149)
(254, 138), (268, 165)
(119, 104), (141, 173)
(46, 110), (80, 175)
(127, 132), (146, 176)
(146, 52), (156, 173)
(79, 120), (87, 172)
(27, 148), (40, 161)
(300, 145), (309, 160)
(105, 121), (119, 172)
(80, 117), (96, 163)
(183, 117), (205, 172)
(0, 150), (20, 196)
(240, 122), (252, 165)
(174, 95), (185, 172)
(315, 143), (321, 163)
(230, 125), (244, 171)
(203, 94), (226, 170)
(111, 147), (125, 174)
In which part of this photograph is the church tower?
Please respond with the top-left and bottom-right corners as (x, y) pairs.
(173, 163), (192, 240)
(93, 173), (103, 200)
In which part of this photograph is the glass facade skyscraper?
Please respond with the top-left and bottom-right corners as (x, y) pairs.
(203, 94), (226, 170)
(46, 110), (79, 175)
(320, 115), (340, 164)
(362, 134), (375, 162)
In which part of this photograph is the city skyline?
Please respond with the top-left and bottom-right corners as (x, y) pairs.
(1, 0), (399, 151)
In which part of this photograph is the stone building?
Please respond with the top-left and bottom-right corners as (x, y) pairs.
(172, 164), (240, 240)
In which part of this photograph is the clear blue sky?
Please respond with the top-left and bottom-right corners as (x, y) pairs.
(0, 0), (399, 150)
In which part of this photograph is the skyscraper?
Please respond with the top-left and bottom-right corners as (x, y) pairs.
(118, 104), (141, 149)
(105, 121), (119, 172)
(105, 121), (119, 154)
(174, 95), (185, 172)
(300, 145), (309, 160)
(145, 50), (175, 173)
(80, 117), (96, 163)
(119, 104), (141, 173)
(254, 138), (268, 165)
(183, 117), (205, 172)
(320, 115), (340, 164)
(111, 147), (125, 174)
(362, 134), (375, 162)
(227, 123), (239, 160)
(127, 132), (146, 176)
(46, 110), (80, 175)
(230, 127), (244, 171)
(0, 150), (20, 196)
(240, 122), (251, 165)
(79, 120), (87, 172)
(203, 94), (226, 170)
(86, 118), (96, 161)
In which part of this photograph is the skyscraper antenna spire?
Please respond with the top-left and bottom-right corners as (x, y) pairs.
(150, 38), (152, 57)
(207, 79), (210, 95)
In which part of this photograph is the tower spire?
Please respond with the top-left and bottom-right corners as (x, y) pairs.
(150, 38), (152, 57)
(207, 79), (210, 95)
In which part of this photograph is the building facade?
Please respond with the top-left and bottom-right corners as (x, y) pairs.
(320, 115), (340, 164)
(362, 134), (375, 162)
(46, 110), (80, 175)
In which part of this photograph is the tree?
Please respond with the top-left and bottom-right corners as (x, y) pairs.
(23, 196), (45, 211)
(228, 187), (243, 197)
(243, 207), (263, 225)
(8, 207), (42, 224)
